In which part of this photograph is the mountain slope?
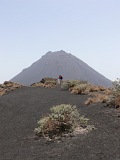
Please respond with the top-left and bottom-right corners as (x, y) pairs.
(11, 50), (112, 87)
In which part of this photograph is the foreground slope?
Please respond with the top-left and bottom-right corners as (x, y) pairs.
(0, 87), (119, 160)
(11, 50), (112, 87)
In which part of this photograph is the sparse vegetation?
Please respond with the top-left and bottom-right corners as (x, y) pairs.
(61, 80), (77, 90)
(35, 104), (91, 140)
(60, 80), (114, 106)
(86, 85), (105, 92)
(0, 81), (23, 96)
(70, 84), (88, 94)
(31, 77), (57, 88)
(61, 80), (88, 92)
(84, 78), (120, 108)
(85, 93), (109, 105)
(112, 78), (120, 96)
(106, 78), (120, 108)
(61, 80), (108, 96)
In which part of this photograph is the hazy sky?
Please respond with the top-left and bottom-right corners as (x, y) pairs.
(0, 0), (120, 84)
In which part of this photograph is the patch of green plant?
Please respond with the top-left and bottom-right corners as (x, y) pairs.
(74, 84), (88, 91)
(112, 78), (120, 96)
(61, 81), (75, 90)
(61, 80), (88, 90)
(106, 78), (120, 107)
(41, 77), (57, 85)
(35, 104), (90, 140)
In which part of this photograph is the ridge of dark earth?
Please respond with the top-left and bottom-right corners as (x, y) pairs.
(0, 87), (120, 160)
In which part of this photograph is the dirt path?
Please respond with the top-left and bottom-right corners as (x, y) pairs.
(0, 86), (120, 160)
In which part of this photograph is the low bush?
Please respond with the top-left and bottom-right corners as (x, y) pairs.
(35, 104), (90, 140)
(0, 81), (23, 96)
(61, 80), (88, 91)
(106, 78), (120, 108)
(112, 78), (120, 96)
(61, 80), (108, 96)
(87, 85), (101, 92)
(85, 93), (109, 105)
(61, 80), (77, 90)
(61, 81), (71, 90)
(106, 95), (116, 107)
(70, 84), (88, 94)
(31, 77), (57, 88)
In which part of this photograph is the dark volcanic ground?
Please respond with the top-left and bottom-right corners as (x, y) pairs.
(0, 86), (120, 160)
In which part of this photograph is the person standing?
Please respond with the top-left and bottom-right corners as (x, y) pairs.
(57, 75), (63, 85)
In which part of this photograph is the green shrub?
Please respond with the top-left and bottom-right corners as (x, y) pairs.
(106, 78), (120, 107)
(61, 82), (70, 90)
(61, 80), (88, 91)
(35, 104), (89, 140)
(40, 77), (57, 85)
(61, 81), (73, 90)
(112, 78), (120, 96)
(77, 80), (88, 84)
(106, 95), (115, 106)
(74, 84), (87, 91)
(70, 84), (88, 94)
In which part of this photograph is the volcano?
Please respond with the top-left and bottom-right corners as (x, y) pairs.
(11, 50), (112, 87)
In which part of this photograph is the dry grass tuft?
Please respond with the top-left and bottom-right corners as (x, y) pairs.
(70, 84), (88, 94)
(85, 93), (109, 105)
(31, 77), (57, 88)
(0, 81), (23, 96)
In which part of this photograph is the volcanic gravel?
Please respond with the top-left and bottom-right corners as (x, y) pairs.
(0, 86), (120, 160)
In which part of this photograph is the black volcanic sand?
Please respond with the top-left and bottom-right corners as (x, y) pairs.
(0, 86), (120, 160)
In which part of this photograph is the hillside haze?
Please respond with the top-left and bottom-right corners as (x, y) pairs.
(11, 50), (112, 87)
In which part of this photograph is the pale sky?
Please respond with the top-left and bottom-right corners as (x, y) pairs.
(0, 0), (120, 84)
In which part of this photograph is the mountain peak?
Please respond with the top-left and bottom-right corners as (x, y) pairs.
(11, 51), (112, 87)
(46, 50), (68, 55)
